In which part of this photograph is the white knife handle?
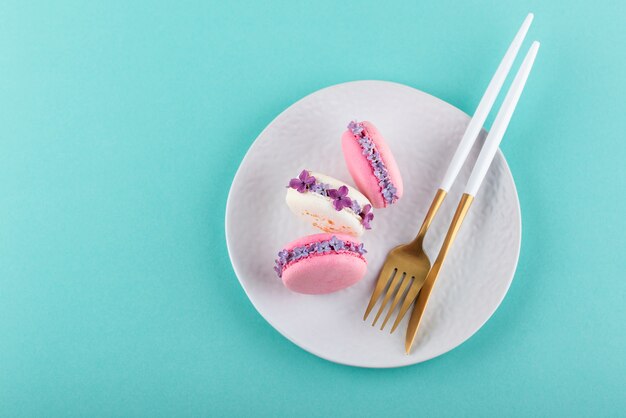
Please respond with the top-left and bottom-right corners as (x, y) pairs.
(439, 13), (534, 192)
(465, 41), (540, 196)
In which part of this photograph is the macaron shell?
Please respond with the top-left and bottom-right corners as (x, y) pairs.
(285, 172), (370, 237)
(282, 252), (366, 294)
(281, 233), (367, 295)
(341, 121), (403, 208)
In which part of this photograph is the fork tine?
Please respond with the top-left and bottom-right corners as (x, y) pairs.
(390, 277), (423, 333)
(363, 265), (397, 320)
(380, 275), (413, 330)
(372, 272), (405, 326)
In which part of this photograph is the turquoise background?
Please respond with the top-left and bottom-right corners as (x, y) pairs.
(1, 0), (624, 416)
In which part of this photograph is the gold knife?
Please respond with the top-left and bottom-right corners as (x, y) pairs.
(405, 193), (473, 353)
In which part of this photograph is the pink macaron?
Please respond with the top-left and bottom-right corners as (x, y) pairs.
(341, 121), (403, 208)
(273, 233), (367, 295)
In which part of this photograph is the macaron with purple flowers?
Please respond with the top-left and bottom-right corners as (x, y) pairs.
(274, 233), (367, 294)
(341, 121), (403, 208)
(286, 170), (374, 237)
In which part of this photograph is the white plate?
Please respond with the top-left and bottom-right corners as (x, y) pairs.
(225, 80), (521, 368)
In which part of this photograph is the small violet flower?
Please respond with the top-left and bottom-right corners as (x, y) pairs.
(319, 241), (331, 253)
(327, 186), (353, 211)
(277, 249), (289, 265)
(288, 170), (316, 193)
(274, 264), (282, 278)
(310, 182), (328, 196)
(311, 242), (323, 254)
(328, 236), (344, 251)
(348, 121), (364, 136)
(359, 204), (374, 230)
(367, 151), (380, 162)
(350, 200), (362, 215)
(361, 141), (375, 155)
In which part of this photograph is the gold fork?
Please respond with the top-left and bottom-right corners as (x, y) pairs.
(363, 188), (446, 330)
(363, 13), (535, 332)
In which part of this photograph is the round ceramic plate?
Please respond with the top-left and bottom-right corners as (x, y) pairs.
(225, 80), (521, 368)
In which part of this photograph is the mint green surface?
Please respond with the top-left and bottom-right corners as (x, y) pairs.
(1, 1), (624, 416)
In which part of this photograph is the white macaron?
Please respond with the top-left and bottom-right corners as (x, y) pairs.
(285, 170), (374, 237)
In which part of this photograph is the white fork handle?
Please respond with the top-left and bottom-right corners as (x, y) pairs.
(439, 13), (534, 192)
(465, 41), (540, 196)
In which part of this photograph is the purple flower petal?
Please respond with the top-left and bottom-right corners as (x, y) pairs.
(332, 195), (352, 211)
(329, 236), (343, 251)
(348, 121), (364, 136)
(288, 178), (301, 189)
(359, 204), (374, 229)
(298, 170), (309, 182)
(362, 213), (374, 229)
(278, 250), (289, 264)
(310, 182), (328, 195)
(300, 170), (316, 186)
(274, 264), (282, 278)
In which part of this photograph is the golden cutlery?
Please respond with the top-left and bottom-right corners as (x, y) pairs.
(405, 41), (540, 353)
(363, 13), (535, 332)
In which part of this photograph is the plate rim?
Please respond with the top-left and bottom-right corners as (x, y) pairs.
(225, 79), (522, 368)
